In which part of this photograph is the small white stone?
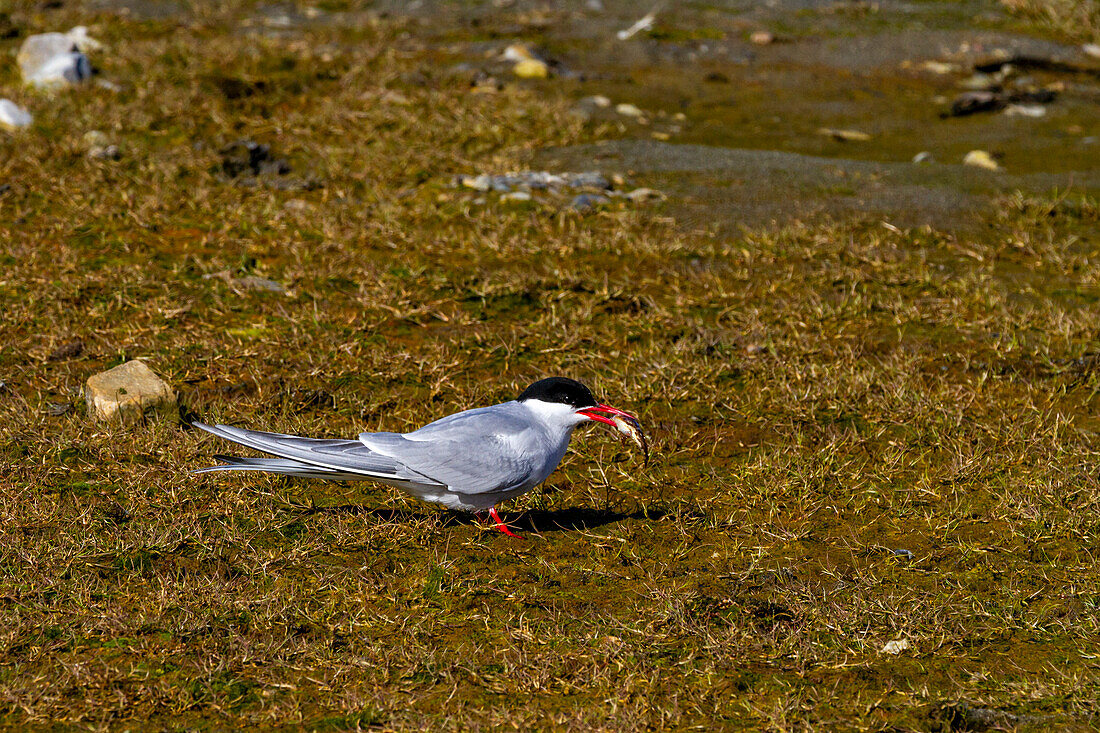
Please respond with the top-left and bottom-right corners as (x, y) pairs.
(85, 360), (178, 424)
(615, 103), (644, 117)
(17, 33), (77, 78)
(1082, 43), (1100, 59)
(66, 26), (103, 52)
(25, 52), (92, 89)
(919, 60), (958, 74)
(501, 191), (532, 202)
(617, 12), (654, 41)
(461, 174), (492, 192)
(1004, 103), (1046, 118)
(0, 99), (33, 129)
(881, 638), (910, 655)
(501, 44), (536, 62)
(626, 187), (664, 202)
(912, 151), (935, 164)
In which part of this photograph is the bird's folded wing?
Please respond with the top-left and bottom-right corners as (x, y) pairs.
(359, 431), (535, 495)
(192, 422), (445, 486)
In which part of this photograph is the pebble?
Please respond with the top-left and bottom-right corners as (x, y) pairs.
(625, 187), (664, 202)
(89, 144), (121, 160)
(461, 174), (492, 192)
(569, 193), (609, 211)
(963, 150), (1000, 171)
(500, 191), (532, 202)
(17, 33), (78, 77)
(892, 548), (914, 560)
(0, 99), (33, 129)
(18, 29), (98, 88)
(1084, 44), (1100, 60)
(220, 140), (290, 178)
(912, 151), (935, 164)
(513, 58), (550, 79)
(1004, 103), (1046, 117)
(750, 31), (775, 45)
(958, 72), (999, 91)
(25, 52), (92, 89)
(949, 90), (1003, 117)
(458, 171), (610, 194)
(85, 359), (178, 424)
(615, 103), (644, 118)
(918, 60), (958, 75)
(48, 339), (84, 361)
(818, 127), (871, 141)
(617, 12), (655, 41)
(501, 44), (537, 62)
(581, 94), (611, 108)
(881, 638), (910, 655)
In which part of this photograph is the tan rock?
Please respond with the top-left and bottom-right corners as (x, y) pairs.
(963, 149), (1000, 171)
(513, 58), (550, 79)
(85, 360), (178, 424)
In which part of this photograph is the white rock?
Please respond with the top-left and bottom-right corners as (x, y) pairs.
(919, 60), (958, 74)
(0, 100), (33, 129)
(912, 151), (935, 164)
(1004, 103), (1046, 118)
(25, 52), (92, 89)
(67, 26), (103, 52)
(18, 28), (98, 88)
(615, 103), (644, 117)
(881, 638), (910, 655)
(617, 12), (654, 41)
(1083, 43), (1100, 60)
(85, 360), (178, 424)
(501, 44), (536, 62)
(626, 187), (664, 202)
(501, 191), (532, 202)
(17, 33), (77, 78)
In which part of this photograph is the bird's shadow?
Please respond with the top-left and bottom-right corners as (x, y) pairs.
(278, 502), (662, 534)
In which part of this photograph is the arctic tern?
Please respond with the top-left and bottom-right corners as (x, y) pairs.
(193, 377), (647, 537)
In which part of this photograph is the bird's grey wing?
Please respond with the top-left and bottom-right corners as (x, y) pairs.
(360, 432), (536, 495)
(359, 406), (538, 494)
(192, 422), (444, 487)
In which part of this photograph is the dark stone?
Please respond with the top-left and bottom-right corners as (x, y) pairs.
(220, 140), (289, 178)
(47, 339), (84, 361)
(947, 91), (1006, 117)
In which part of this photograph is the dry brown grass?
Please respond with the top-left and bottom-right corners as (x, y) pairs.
(1000, 0), (1100, 43)
(2, 1), (1100, 730)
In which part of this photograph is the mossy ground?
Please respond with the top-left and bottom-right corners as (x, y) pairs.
(1, 1), (1099, 730)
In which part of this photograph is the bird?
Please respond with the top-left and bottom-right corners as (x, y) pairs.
(192, 377), (646, 538)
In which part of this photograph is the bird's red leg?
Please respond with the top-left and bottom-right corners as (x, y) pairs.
(489, 506), (522, 539)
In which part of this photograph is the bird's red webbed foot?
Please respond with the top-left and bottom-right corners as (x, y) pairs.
(482, 506), (522, 539)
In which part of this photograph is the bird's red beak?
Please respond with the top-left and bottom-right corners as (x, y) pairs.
(579, 404), (638, 426)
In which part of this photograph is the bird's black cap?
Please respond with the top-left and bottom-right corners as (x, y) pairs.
(517, 377), (598, 408)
